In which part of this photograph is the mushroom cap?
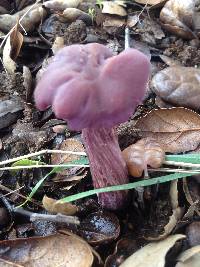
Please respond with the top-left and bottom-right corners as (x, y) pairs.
(34, 43), (150, 130)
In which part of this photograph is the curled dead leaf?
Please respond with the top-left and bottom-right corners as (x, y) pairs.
(61, 8), (92, 24)
(122, 138), (165, 177)
(42, 195), (78, 215)
(151, 66), (200, 110)
(160, 0), (196, 39)
(135, 108), (200, 153)
(9, 20), (23, 61)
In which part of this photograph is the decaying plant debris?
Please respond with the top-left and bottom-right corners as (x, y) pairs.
(0, 0), (200, 266)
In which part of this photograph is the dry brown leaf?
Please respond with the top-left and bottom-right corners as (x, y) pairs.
(122, 138), (165, 177)
(135, 108), (200, 153)
(61, 8), (92, 24)
(0, 4), (47, 33)
(102, 1), (127, 16)
(51, 138), (85, 175)
(42, 195), (78, 215)
(2, 19), (23, 74)
(151, 66), (200, 110)
(160, 0), (196, 39)
(0, 233), (94, 267)
(176, 246), (200, 267)
(119, 234), (185, 267)
(103, 16), (126, 32)
(51, 138), (87, 183)
(9, 21), (23, 60)
(43, 0), (82, 11)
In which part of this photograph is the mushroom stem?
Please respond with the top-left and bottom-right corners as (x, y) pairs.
(82, 127), (129, 210)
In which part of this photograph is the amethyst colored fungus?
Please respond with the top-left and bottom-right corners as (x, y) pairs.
(34, 43), (150, 210)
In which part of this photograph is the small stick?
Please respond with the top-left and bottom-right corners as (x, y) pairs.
(13, 207), (80, 225)
(0, 163), (89, 171)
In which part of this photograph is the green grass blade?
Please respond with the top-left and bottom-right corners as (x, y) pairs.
(17, 169), (55, 207)
(59, 171), (196, 203)
(166, 154), (200, 164)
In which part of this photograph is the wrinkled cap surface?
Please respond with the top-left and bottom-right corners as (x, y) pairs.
(34, 43), (150, 130)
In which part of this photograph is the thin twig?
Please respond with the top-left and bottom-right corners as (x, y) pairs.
(0, 163), (89, 171)
(13, 207), (80, 225)
(164, 160), (200, 168)
(137, 0), (150, 23)
(148, 168), (200, 174)
(0, 149), (87, 167)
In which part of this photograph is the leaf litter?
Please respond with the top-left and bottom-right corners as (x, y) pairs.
(1, 0), (200, 266)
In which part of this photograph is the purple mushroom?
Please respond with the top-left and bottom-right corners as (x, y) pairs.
(34, 43), (150, 210)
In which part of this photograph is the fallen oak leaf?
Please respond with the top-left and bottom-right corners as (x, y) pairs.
(151, 66), (200, 110)
(0, 233), (94, 267)
(135, 108), (200, 153)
